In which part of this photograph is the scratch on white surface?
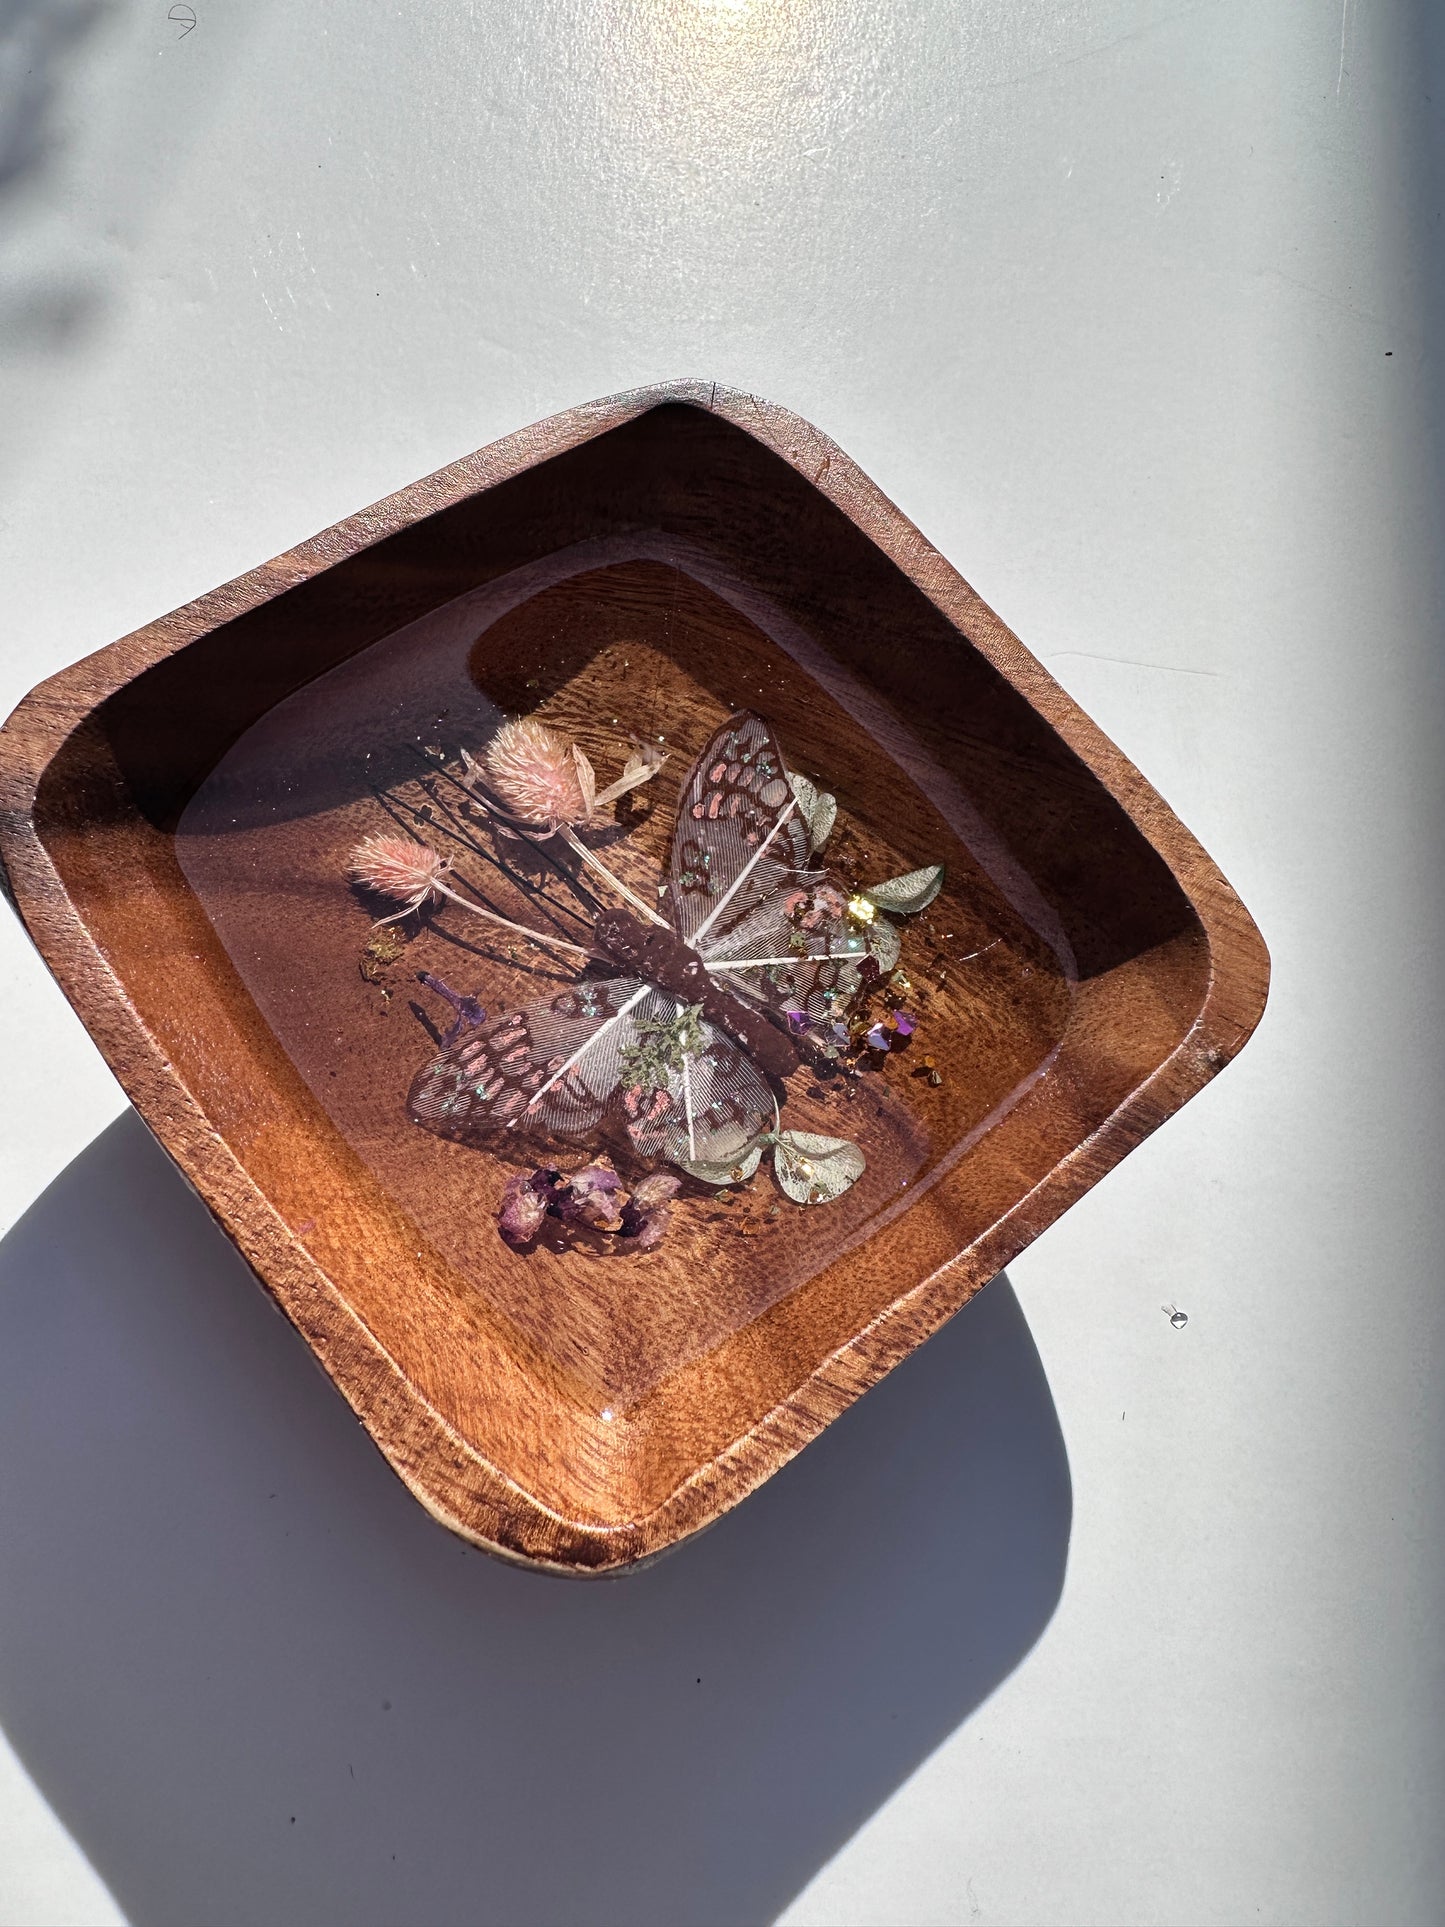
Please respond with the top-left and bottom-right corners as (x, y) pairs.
(1263, 262), (1393, 335)
(983, 0), (1225, 90)
(1337, 0), (1349, 97)
(1044, 650), (1221, 679)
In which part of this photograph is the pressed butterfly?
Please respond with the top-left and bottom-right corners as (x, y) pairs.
(407, 711), (929, 1189)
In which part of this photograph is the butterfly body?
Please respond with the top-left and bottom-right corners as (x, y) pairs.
(591, 908), (800, 1081)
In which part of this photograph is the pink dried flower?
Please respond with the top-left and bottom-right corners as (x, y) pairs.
(483, 718), (593, 829)
(348, 834), (450, 922)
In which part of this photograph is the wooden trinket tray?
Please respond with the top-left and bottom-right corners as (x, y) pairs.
(0, 383), (1268, 1572)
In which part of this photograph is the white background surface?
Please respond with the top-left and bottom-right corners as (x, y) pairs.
(1, 3), (1441, 1923)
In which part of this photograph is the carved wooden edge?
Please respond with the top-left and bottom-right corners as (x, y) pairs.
(0, 380), (1270, 1573)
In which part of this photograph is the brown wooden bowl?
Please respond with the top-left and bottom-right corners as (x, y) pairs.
(0, 382), (1268, 1573)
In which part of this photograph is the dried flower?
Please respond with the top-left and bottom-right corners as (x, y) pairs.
(621, 1171), (681, 1251)
(559, 1164), (626, 1232)
(630, 1210), (673, 1253)
(348, 834), (450, 922)
(479, 716), (667, 832)
(496, 1162), (679, 1253)
(629, 1171), (682, 1211)
(483, 718), (594, 829)
(417, 972), (486, 1046)
(498, 1170), (552, 1248)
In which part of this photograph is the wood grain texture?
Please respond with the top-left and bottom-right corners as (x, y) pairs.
(0, 383), (1270, 1572)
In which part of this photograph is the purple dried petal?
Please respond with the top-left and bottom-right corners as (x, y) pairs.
(829, 1021), (852, 1046)
(865, 1023), (891, 1051)
(892, 1012), (916, 1037)
(559, 1163), (625, 1228)
(630, 1171), (683, 1211)
(631, 1206), (672, 1252)
(498, 1171), (549, 1247)
(569, 1163), (624, 1201)
(783, 1007), (811, 1034)
(418, 971), (487, 1044)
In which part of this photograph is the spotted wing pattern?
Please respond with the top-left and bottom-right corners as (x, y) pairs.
(672, 713), (902, 1028)
(619, 990), (776, 1169)
(409, 977), (646, 1148)
(666, 713), (814, 948)
(699, 876), (897, 1029)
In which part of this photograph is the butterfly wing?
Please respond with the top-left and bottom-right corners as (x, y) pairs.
(697, 876), (886, 1028)
(619, 990), (775, 1170)
(667, 713), (814, 948)
(409, 976), (648, 1148)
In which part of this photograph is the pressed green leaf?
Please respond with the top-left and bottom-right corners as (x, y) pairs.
(862, 864), (944, 916)
(864, 918), (901, 973)
(676, 1141), (766, 1186)
(773, 1131), (866, 1205)
(788, 773), (837, 851)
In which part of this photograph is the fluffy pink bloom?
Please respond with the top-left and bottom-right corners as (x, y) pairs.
(483, 718), (593, 829)
(347, 833), (450, 920)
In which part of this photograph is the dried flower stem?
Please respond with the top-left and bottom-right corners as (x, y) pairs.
(462, 726), (670, 928)
(456, 760), (667, 929)
(555, 826), (670, 929)
(406, 750), (604, 923)
(431, 877), (597, 960)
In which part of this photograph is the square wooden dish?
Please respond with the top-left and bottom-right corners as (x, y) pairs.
(0, 383), (1268, 1573)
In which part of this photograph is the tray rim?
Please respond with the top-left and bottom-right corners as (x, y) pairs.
(0, 380), (1271, 1572)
